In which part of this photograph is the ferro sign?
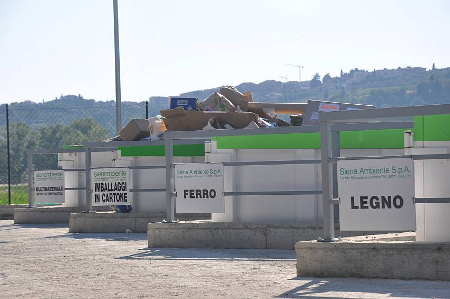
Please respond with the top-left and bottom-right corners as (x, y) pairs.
(175, 163), (224, 213)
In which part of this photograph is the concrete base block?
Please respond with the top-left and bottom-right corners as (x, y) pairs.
(0, 205), (27, 220)
(147, 222), (335, 249)
(295, 233), (450, 281)
(14, 206), (89, 224)
(69, 212), (211, 233)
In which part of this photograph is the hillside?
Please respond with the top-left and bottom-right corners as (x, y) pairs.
(1, 65), (449, 135)
(178, 66), (450, 108)
(2, 65), (448, 185)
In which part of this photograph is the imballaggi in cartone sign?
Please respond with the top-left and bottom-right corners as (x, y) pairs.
(175, 163), (224, 213)
(338, 158), (415, 231)
(91, 168), (130, 206)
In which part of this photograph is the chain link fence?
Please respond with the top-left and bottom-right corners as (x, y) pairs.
(0, 100), (151, 205)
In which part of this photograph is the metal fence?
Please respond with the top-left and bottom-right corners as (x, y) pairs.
(79, 104), (450, 239)
(0, 101), (149, 205)
(319, 104), (450, 240)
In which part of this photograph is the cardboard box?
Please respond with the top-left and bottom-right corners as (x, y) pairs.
(161, 107), (259, 131)
(169, 97), (197, 111)
(118, 119), (150, 141)
(220, 86), (250, 111)
(197, 92), (236, 112)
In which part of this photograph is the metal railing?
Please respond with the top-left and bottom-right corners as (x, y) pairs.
(2, 101), (149, 205)
(25, 103), (450, 240)
(27, 119), (415, 217)
(319, 103), (450, 241)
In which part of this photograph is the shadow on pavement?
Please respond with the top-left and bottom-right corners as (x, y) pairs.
(45, 231), (148, 241)
(117, 247), (297, 261)
(0, 221), (68, 230)
(275, 276), (450, 298)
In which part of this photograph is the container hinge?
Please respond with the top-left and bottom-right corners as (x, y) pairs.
(331, 198), (340, 204)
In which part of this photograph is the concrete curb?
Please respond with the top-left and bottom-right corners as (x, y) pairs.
(148, 222), (331, 249)
(14, 207), (86, 224)
(147, 222), (392, 250)
(0, 205), (27, 220)
(295, 233), (450, 281)
(69, 212), (211, 233)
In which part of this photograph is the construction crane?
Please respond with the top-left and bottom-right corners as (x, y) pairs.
(286, 64), (304, 82)
(279, 75), (288, 83)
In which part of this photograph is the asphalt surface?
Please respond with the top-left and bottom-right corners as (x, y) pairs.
(1, 220), (449, 298)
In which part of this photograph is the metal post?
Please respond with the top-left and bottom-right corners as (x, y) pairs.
(332, 130), (341, 223)
(320, 121), (335, 241)
(113, 0), (122, 133)
(6, 104), (11, 205)
(164, 137), (175, 222)
(27, 151), (33, 207)
(85, 147), (92, 211)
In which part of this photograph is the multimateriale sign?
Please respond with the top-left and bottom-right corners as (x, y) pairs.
(338, 158), (415, 231)
(34, 170), (65, 204)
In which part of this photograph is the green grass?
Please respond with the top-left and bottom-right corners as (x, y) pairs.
(0, 185), (29, 205)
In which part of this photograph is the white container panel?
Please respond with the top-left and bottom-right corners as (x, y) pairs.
(413, 145), (450, 242)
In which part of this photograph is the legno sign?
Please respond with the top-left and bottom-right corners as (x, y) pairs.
(338, 158), (415, 231)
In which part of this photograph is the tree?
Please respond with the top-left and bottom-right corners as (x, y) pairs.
(36, 118), (109, 149)
(34, 124), (67, 171)
(330, 86), (347, 102)
(39, 124), (66, 150)
(310, 73), (321, 89)
(417, 82), (430, 99)
(0, 138), (8, 183)
(8, 123), (39, 184)
(351, 84), (359, 98)
(322, 73), (332, 83)
(28, 118), (109, 175)
(66, 118), (109, 144)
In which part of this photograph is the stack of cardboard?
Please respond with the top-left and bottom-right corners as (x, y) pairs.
(118, 116), (166, 141)
(161, 107), (259, 131)
(117, 87), (377, 137)
(161, 86), (289, 131)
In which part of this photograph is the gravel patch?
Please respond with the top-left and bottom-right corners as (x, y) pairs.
(1, 220), (449, 298)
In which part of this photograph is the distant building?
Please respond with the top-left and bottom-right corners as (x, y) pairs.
(374, 68), (403, 77)
(351, 71), (368, 82)
(299, 81), (310, 90)
(401, 67), (426, 73)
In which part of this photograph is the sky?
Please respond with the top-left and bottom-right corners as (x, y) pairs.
(1, 0), (449, 104)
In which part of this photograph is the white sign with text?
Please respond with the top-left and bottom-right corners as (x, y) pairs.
(338, 158), (415, 231)
(175, 163), (224, 213)
(91, 168), (130, 206)
(34, 170), (65, 203)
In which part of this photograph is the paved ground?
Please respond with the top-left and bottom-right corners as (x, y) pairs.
(1, 220), (449, 299)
